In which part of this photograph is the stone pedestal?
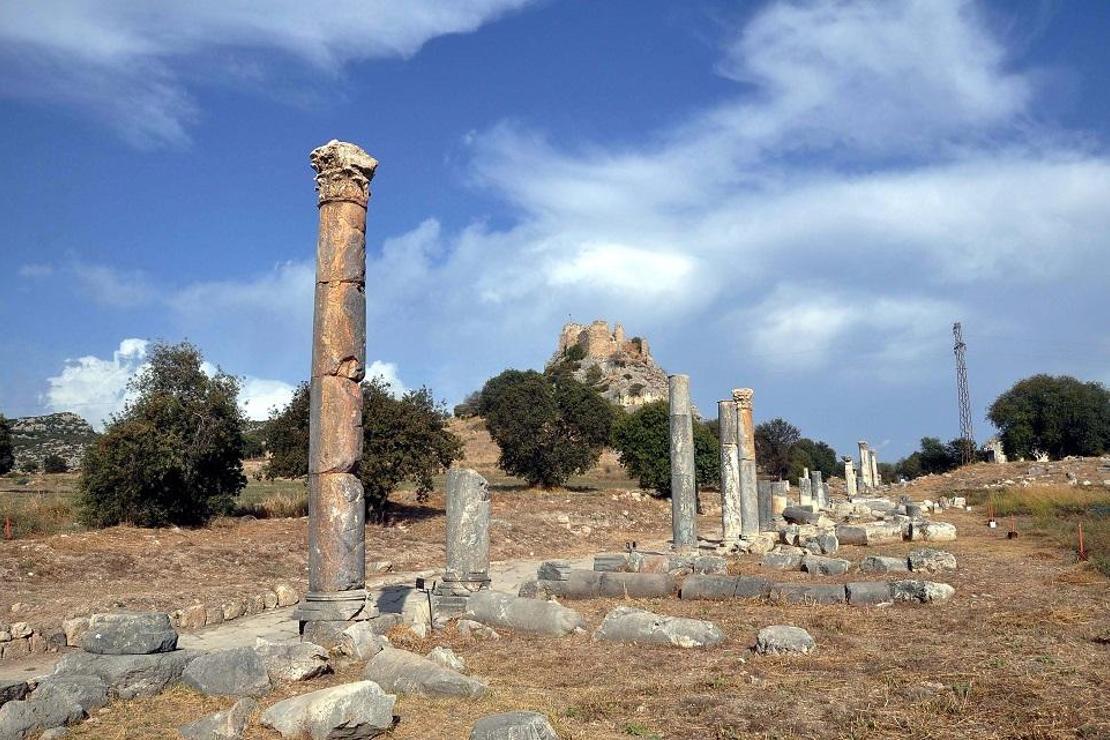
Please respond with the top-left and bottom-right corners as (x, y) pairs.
(770, 481), (789, 519)
(734, 389), (759, 538)
(669, 375), (697, 551)
(798, 477), (813, 508)
(296, 140), (379, 631)
(809, 470), (824, 509)
(718, 400), (742, 546)
(435, 468), (492, 616)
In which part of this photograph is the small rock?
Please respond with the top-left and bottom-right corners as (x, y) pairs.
(178, 604), (208, 630)
(9, 623), (31, 639)
(814, 532), (839, 554)
(908, 548), (957, 573)
(263, 591), (280, 610)
(260, 681), (395, 739)
(761, 547), (805, 571)
(755, 625), (816, 655)
(222, 600), (246, 621)
(274, 584), (299, 607)
(336, 622), (391, 661)
(40, 728), (70, 739)
(180, 697), (258, 740)
(426, 646), (467, 673)
(470, 711), (560, 740)
(181, 647), (271, 697)
(456, 620), (500, 641)
(61, 618), (89, 647)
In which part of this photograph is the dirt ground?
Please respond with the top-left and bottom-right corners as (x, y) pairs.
(62, 504), (1110, 740)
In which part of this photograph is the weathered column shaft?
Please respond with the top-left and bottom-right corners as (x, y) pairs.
(844, 459), (858, 499)
(809, 469), (824, 509)
(798, 477), (813, 508)
(770, 481), (789, 517)
(858, 442), (873, 489)
(718, 400), (742, 544)
(669, 375), (697, 551)
(757, 480), (772, 530)
(441, 468), (491, 593)
(871, 451), (880, 487)
(300, 140), (378, 625)
(734, 388), (759, 537)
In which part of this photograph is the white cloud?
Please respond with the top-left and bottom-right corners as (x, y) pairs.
(43, 338), (149, 429)
(366, 361), (406, 397)
(238, 377), (296, 420)
(0, 0), (536, 146)
(70, 262), (156, 308)
(17, 263), (54, 279)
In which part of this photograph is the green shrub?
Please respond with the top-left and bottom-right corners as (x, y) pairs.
(42, 454), (68, 474)
(754, 418), (800, 480)
(0, 414), (12, 475)
(20, 459), (39, 473)
(480, 369), (614, 488)
(612, 401), (719, 496)
(78, 341), (246, 527)
(263, 382), (310, 479)
(564, 344), (586, 362)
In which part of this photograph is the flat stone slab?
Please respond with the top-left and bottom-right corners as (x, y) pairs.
(80, 612), (178, 655)
(467, 591), (584, 636)
(181, 646), (271, 697)
(593, 606), (724, 648)
(470, 710), (560, 739)
(908, 548), (958, 572)
(836, 523), (902, 546)
(51, 649), (200, 699)
(32, 674), (108, 715)
(261, 680), (395, 739)
(363, 647), (488, 698)
(254, 639), (331, 683)
(858, 555), (910, 574)
(180, 697), (257, 740)
(755, 625), (815, 655)
(679, 575), (773, 601)
(802, 555), (851, 576)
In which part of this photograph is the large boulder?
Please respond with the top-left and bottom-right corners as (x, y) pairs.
(858, 555), (910, 574)
(908, 548), (957, 573)
(467, 591), (585, 636)
(32, 674), (108, 715)
(593, 607), (724, 648)
(260, 681), (395, 739)
(761, 547), (805, 571)
(180, 697), (257, 740)
(181, 646), (271, 697)
(51, 650), (200, 699)
(363, 647), (488, 698)
(470, 711), (560, 740)
(254, 639), (331, 683)
(80, 612), (178, 655)
(0, 696), (82, 740)
(755, 625), (816, 655)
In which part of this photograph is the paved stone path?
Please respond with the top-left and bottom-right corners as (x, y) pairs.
(0, 552), (600, 682)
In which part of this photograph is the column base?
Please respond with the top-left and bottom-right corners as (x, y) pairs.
(293, 588), (377, 623)
(433, 579), (490, 618)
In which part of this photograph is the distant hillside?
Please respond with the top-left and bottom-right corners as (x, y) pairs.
(11, 412), (98, 471)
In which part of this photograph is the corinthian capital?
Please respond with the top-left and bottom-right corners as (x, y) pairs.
(731, 387), (754, 407)
(310, 139), (379, 207)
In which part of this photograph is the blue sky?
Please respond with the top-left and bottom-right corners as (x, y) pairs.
(1, 0), (1108, 462)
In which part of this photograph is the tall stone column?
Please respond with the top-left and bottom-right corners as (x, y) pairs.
(435, 468), (491, 614)
(809, 470), (824, 509)
(798, 476), (813, 508)
(844, 457), (857, 499)
(296, 140), (379, 632)
(858, 441), (873, 489)
(718, 400), (742, 547)
(669, 375), (697, 551)
(734, 388), (759, 537)
(870, 451), (881, 487)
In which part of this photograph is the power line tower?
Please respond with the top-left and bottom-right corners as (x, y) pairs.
(952, 321), (975, 465)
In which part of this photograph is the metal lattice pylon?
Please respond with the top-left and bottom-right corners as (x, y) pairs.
(953, 322), (975, 465)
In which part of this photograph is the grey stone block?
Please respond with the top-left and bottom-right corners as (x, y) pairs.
(761, 549), (805, 570)
(470, 710), (560, 740)
(0, 680), (28, 708)
(846, 581), (894, 606)
(336, 622), (391, 661)
(260, 681), (395, 739)
(467, 591), (585, 636)
(80, 612), (178, 655)
(592, 553), (630, 572)
(180, 697), (257, 740)
(181, 647), (271, 697)
(537, 560), (573, 581)
(802, 555), (852, 576)
(782, 507), (822, 525)
(769, 583), (846, 605)
(0, 696), (82, 740)
(814, 532), (839, 554)
(679, 575), (773, 600)
(363, 647), (487, 698)
(858, 555), (910, 574)
(593, 607), (724, 648)
(32, 674), (108, 715)
(908, 548), (958, 572)
(890, 580), (955, 603)
(254, 639), (331, 683)
(51, 650), (200, 699)
(755, 625), (815, 655)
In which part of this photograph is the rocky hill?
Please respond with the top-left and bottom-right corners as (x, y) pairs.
(545, 320), (669, 411)
(10, 412), (98, 471)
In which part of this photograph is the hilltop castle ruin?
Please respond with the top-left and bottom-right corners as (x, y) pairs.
(547, 320), (668, 410)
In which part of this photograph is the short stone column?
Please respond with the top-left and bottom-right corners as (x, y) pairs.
(844, 457), (857, 499)
(858, 441), (873, 490)
(756, 481), (773, 530)
(734, 389), (759, 538)
(296, 140), (379, 632)
(770, 481), (789, 518)
(870, 451), (881, 487)
(669, 375), (697, 551)
(435, 468), (491, 614)
(798, 477), (813, 508)
(809, 470), (824, 509)
(717, 400), (742, 547)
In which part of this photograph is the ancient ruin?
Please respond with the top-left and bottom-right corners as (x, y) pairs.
(668, 374), (697, 551)
(548, 320), (669, 409)
(434, 468), (492, 615)
(294, 140), (380, 633)
(718, 399), (742, 547)
(734, 388), (760, 537)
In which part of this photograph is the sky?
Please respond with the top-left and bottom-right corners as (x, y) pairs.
(1, 0), (1108, 461)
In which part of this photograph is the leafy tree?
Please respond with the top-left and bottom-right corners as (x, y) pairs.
(988, 374), (1110, 459)
(918, 437), (959, 475)
(453, 390), (482, 419)
(20, 459), (38, 473)
(754, 418), (800, 480)
(787, 438), (838, 481)
(480, 369), (613, 488)
(894, 452), (923, 481)
(42, 454), (68, 474)
(79, 341), (246, 527)
(0, 414), (12, 475)
(612, 401), (720, 496)
(263, 378), (463, 520)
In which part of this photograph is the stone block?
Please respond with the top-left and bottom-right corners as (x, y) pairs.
(336, 622), (391, 661)
(470, 711), (559, 740)
(908, 548), (957, 572)
(274, 583), (300, 607)
(51, 650), (201, 699)
(80, 612), (178, 655)
(181, 646), (272, 697)
(426, 646), (467, 673)
(769, 584), (846, 605)
(858, 555), (910, 574)
(801, 555), (852, 576)
(466, 591), (584, 636)
(913, 522), (957, 542)
(178, 604), (207, 631)
(890, 580), (956, 604)
(593, 606), (724, 648)
(0, 696), (83, 740)
(846, 581), (894, 606)
(761, 548), (805, 570)
(814, 532), (839, 554)
(260, 681), (395, 739)
(254, 638), (331, 683)
(61, 618), (89, 647)
(592, 553), (630, 572)
(32, 674), (109, 715)
(537, 560), (573, 581)
(755, 625), (815, 655)
(180, 697), (257, 740)
(363, 647), (488, 698)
